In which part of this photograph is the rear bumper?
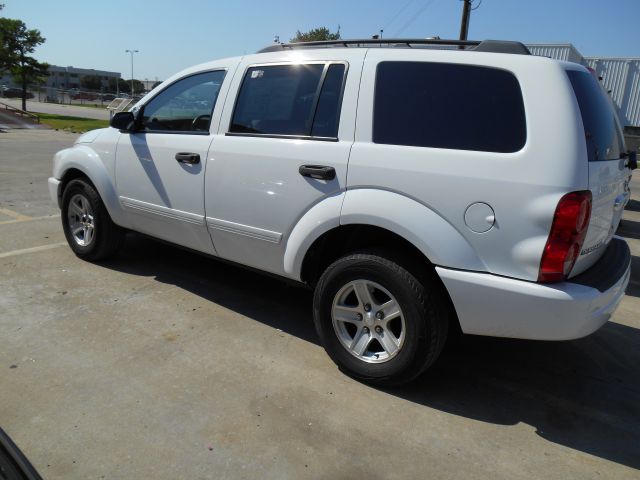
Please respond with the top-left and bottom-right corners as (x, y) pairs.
(48, 177), (61, 208)
(437, 237), (631, 340)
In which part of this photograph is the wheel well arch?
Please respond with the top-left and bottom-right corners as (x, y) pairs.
(300, 224), (461, 334)
(59, 168), (93, 197)
(301, 224), (433, 284)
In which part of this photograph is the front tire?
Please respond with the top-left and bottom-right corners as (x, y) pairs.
(313, 253), (449, 386)
(61, 178), (124, 261)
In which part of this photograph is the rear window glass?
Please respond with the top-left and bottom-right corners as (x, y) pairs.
(567, 70), (623, 161)
(373, 62), (526, 153)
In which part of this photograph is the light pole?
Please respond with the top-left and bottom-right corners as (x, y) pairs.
(125, 49), (139, 96)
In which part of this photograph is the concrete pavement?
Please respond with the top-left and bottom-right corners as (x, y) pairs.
(0, 129), (639, 479)
(1, 98), (110, 121)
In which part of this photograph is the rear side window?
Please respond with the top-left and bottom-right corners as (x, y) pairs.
(230, 63), (346, 139)
(373, 62), (526, 153)
(567, 70), (623, 161)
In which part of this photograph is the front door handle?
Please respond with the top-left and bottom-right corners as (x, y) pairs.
(299, 165), (336, 180)
(175, 152), (200, 164)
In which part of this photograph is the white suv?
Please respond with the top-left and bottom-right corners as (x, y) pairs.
(49, 39), (634, 385)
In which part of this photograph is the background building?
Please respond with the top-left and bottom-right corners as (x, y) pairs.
(1, 65), (121, 91)
(527, 44), (640, 129)
(44, 65), (121, 90)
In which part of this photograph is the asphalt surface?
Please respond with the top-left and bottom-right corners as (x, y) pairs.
(0, 129), (639, 479)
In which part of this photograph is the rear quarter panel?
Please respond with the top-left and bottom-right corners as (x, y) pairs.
(349, 50), (587, 281)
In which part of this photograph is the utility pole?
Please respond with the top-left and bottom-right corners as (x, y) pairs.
(125, 49), (139, 97)
(459, 0), (472, 41)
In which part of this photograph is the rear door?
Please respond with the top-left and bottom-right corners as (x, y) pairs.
(205, 51), (364, 276)
(567, 68), (630, 275)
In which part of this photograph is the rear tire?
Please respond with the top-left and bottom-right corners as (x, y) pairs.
(61, 179), (124, 261)
(313, 252), (449, 386)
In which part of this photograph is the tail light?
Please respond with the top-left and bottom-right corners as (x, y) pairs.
(538, 191), (592, 283)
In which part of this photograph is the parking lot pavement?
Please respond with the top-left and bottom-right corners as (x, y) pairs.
(1, 129), (639, 480)
(1, 98), (110, 121)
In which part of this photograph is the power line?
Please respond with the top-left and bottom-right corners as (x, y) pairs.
(383, 0), (418, 30)
(394, 0), (440, 37)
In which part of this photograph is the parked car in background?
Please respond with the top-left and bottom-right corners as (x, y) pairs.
(48, 38), (634, 386)
(1, 87), (34, 99)
(71, 91), (99, 101)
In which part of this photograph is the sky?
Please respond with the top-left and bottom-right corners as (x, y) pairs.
(3, 0), (639, 81)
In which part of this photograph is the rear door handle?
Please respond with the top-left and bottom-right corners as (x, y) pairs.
(175, 152), (200, 164)
(299, 165), (336, 180)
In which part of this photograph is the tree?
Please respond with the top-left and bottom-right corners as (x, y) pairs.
(151, 80), (162, 90)
(290, 26), (341, 43)
(106, 77), (145, 96)
(80, 74), (102, 91)
(129, 79), (145, 95)
(0, 18), (47, 110)
(107, 77), (129, 94)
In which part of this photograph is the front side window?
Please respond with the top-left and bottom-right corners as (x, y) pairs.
(230, 63), (346, 138)
(141, 70), (225, 133)
(373, 61), (526, 153)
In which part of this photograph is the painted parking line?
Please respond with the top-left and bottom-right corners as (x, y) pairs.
(0, 242), (67, 259)
(0, 214), (60, 226)
(0, 207), (32, 222)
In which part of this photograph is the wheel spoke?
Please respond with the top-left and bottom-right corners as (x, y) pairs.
(380, 299), (401, 325)
(377, 330), (399, 356)
(350, 328), (371, 356)
(353, 281), (375, 308)
(85, 226), (94, 244)
(70, 202), (83, 216)
(72, 226), (84, 235)
(333, 304), (362, 325)
(80, 197), (89, 214)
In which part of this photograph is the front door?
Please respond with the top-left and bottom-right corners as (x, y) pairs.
(115, 69), (227, 254)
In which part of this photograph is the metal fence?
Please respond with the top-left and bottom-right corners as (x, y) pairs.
(0, 84), (144, 107)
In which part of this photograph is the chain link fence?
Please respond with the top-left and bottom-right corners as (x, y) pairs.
(0, 84), (145, 107)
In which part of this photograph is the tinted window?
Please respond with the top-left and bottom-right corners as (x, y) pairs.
(373, 62), (526, 153)
(311, 64), (345, 137)
(141, 70), (225, 133)
(230, 63), (345, 138)
(567, 70), (623, 161)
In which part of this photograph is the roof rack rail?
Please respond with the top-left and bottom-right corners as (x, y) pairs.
(257, 38), (531, 56)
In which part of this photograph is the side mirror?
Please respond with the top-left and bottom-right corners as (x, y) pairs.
(110, 111), (135, 131)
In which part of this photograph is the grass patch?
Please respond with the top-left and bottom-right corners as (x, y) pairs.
(34, 113), (109, 133)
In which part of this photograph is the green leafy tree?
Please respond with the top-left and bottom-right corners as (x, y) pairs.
(290, 26), (341, 43)
(0, 17), (47, 110)
(80, 74), (102, 91)
(107, 77), (129, 94)
(151, 80), (162, 90)
(130, 79), (144, 95)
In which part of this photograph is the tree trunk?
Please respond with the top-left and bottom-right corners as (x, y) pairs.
(20, 53), (27, 112)
(21, 74), (27, 112)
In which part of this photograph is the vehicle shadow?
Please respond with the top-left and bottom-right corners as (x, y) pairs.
(618, 218), (640, 241)
(100, 233), (640, 470)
